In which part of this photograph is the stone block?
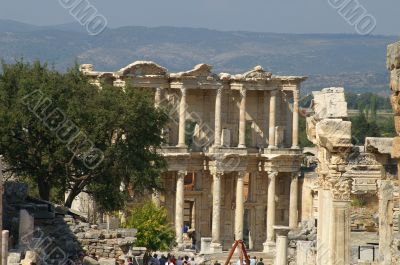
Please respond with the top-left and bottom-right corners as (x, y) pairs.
(365, 137), (393, 155)
(99, 259), (116, 265)
(5, 182), (28, 204)
(83, 256), (100, 265)
(392, 137), (400, 159)
(312, 87), (348, 119)
(315, 119), (352, 150)
(387, 41), (400, 70)
(18, 209), (34, 248)
(395, 115), (400, 135)
(390, 70), (400, 92)
(200, 237), (211, 254)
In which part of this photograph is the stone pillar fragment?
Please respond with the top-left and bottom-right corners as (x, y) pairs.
(18, 209), (34, 248)
(210, 171), (223, 253)
(175, 171), (185, 249)
(2, 230), (8, 265)
(238, 88), (247, 148)
(377, 180), (394, 265)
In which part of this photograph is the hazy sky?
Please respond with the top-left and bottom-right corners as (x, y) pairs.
(0, 0), (399, 35)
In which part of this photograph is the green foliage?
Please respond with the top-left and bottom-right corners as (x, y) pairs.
(0, 60), (168, 211)
(345, 92), (391, 111)
(299, 116), (313, 148)
(125, 201), (175, 251)
(351, 196), (366, 208)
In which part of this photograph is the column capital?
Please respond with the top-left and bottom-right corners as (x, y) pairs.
(238, 171), (247, 178)
(268, 170), (278, 180)
(240, 87), (247, 98)
(216, 86), (223, 96)
(293, 89), (299, 99)
(180, 87), (187, 96)
(210, 169), (224, 178)
(270, 89), (278, 96)
(291, 172), (301, 180)
(177, 170), (187, 178)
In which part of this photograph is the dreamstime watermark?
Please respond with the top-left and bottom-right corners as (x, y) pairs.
(59, 0), (108, 36)
(21, 228), (73, 265)
(328, 0), (376, 35)
(22, 89), (104, 170)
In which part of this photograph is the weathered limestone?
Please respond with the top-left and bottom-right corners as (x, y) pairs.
(289, 173), (299, 229)
(175, 171), (185, 249)
(296, 241), (315, 265)
(177, 88), (187, 148)
(2, 230), (8, 265)
(214, 88), (223, 147)
(235, 172), (245, 240)
(238, 88), (247, 148)
(273, 226), (290, 265)
(306, 87), (352, 265)
(377, 180), (394, 265)
(18, 209), (34, 248)
(292, 89), (300, 149)
(264, 171), (278, 252)
(210, 171), (223, 253)
(268, 91), (277, 149)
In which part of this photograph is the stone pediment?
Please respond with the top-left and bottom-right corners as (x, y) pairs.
(232, 66), (272, 81)
(118, 61), (168, 77)
(170, 64), (217, 80)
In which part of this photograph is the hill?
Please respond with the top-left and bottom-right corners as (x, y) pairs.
(0, 20), (397, 95)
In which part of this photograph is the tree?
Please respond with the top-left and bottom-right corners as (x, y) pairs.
(125, 201), (175, 251)
(0, 61), (168, 211)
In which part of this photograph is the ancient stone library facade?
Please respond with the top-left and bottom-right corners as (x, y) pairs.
(80, 62), (307, 252)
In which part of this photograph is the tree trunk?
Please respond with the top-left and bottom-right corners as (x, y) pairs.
(38, 176), (50, 201)
(64, 180), (86, 208)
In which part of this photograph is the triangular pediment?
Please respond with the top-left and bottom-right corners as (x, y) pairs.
(118, 61), (167, 77)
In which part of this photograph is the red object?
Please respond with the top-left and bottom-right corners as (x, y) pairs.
(224, 240), (250, 265)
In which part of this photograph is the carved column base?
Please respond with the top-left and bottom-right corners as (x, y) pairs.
(263, 240), (276, 253)
(210, 243), (223, 253)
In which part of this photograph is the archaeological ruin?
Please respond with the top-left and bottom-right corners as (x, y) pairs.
(1, 41), (400, 265)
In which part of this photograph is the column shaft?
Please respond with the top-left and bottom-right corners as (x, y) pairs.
(211, 171), (223, 252)
(238, 88), (247, 148)
(292, 89), (300, 148)
(289, 174), (299, 229)
(175, 171), (185, 248)
(329, 200), (351, 265)
(263, 91), (270, 148)
(268, 90), (277, 148)
(155, 87), (163, 108)
(214, 88), (222, 147)
(178, 88), (187, 147)
(275, 235), (288, 265)
(1, 230), (8, 265)
(264, 171), (277, 252)
(235, 172), (245, 240)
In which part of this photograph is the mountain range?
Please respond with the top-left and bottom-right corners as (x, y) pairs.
(0, 19), (397, 95)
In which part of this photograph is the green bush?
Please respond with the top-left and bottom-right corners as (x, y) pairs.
(125, 201), (175, 251)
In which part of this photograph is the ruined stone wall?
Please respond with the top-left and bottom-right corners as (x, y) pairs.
(3, 182), (136, 265)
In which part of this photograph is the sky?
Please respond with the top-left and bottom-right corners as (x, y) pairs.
(0, 0), (399, 36)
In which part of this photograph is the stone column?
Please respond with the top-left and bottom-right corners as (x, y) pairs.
(274, 227), (290, 265)
(238, 88), (247, 148)
(214, 87), (223, 147)
(377, 180), (394, 265)
(177, 87), (187, 148)
(292, 89), (300, 149)
(264, 171), (278, 252)
(210, 171), (223, 253)
(154, 87), (163, 108)
(329, 200), (351, 265)
(289, 173), (299, 229)
(263, 91), (270, 148)
(175, 170), (185, 249)
(235, 172), (245, 240)
(268, 90), (277, 149)
(1, 230), (8, 265)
